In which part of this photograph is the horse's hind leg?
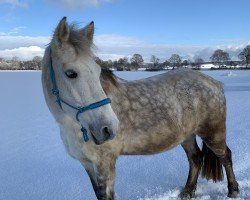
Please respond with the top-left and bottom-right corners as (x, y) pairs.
(220, 146), (239, 198)
(179, 135), (202, 199)
(200, 125), (239, 198)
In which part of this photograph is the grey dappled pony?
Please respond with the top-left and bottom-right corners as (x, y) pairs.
(41, 17), (239, 200)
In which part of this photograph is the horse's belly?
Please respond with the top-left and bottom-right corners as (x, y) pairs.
(121, 129), (186, 155)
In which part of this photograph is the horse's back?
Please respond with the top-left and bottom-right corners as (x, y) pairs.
(123, 68), (226, 128)
(145, 68), (223, 90)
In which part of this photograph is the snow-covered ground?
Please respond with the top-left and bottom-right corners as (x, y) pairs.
(0, 70), (249, 200)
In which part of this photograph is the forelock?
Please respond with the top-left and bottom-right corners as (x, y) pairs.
(68, 23), (93, 54)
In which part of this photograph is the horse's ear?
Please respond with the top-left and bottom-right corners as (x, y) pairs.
(81, 21), (94, 42)
(54, 16), (70, 43)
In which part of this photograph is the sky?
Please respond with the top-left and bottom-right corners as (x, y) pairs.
(0, 0), (250, 61)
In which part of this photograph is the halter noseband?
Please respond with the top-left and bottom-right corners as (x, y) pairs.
(48, 47), (111, 142)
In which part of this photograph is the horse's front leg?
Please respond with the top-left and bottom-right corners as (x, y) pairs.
(81, 157), (117, 200)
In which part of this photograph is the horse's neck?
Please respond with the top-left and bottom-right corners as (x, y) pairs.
(100, 72), (130, 117)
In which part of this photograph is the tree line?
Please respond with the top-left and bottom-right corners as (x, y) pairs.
(0, 56), (42, 70)
(96, 45), (250, 71)
(0, 45), (250, 70)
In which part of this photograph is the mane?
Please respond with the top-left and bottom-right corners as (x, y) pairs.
(100, 68), (119, 94)
(101, 68), (119, 87)
(68, 23), (94, 54)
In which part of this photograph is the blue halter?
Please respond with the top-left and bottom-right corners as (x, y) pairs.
(48, 47), (111, 142)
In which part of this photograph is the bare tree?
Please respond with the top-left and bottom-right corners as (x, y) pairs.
(32, 56), (42, 69)
(11, 56), (19, 62)
(33, 56), (42, 62)
(169, 54), (182, 69)
(9, 56), (20, 69)
(117, 57), (129, 71)
(150, 55), (160, 69)
(107, 60), (113, 69)
(210, 49), (230, 67)
(161, 60), (171, 70)
(194, 58), (204, 70)
(182, 60), (189, 67)
(164, 60), (170, 66)
(130, 54), (144, 71)
(238, 45), (250, 67)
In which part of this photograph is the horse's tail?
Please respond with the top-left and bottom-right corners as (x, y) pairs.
(201, 142), (224, 182)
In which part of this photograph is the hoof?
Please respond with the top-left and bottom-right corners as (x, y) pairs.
(228, 183), (239, 198)
(179, 190), (195, 199)
(228, 190), (239, 198)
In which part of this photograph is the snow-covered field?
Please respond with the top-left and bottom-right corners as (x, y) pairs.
(0, 70), (249, 200)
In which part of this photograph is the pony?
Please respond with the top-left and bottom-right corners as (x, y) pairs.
(41, 17), (239, 200)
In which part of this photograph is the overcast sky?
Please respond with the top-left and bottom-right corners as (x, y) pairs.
(0, 0), (250, 61)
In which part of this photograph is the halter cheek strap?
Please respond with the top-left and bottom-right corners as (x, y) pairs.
(48, 47), (111, 142)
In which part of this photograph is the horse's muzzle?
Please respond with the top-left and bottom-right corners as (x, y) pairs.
(90, 123), (117, 145)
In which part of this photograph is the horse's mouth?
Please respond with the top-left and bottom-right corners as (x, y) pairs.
(91, 132), (105, 145)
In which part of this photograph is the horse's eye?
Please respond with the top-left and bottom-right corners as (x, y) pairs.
(65, 70), (77, 79)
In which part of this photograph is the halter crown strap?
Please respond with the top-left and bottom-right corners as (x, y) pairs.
(48, 47), (111, 142)
(48, 48), (62, 109)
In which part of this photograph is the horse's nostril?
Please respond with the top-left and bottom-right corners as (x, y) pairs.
(101, 126), (111, 139)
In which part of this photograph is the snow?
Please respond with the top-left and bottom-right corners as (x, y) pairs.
(0, 70), (249, 200)
(221, 71), (236, 77)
